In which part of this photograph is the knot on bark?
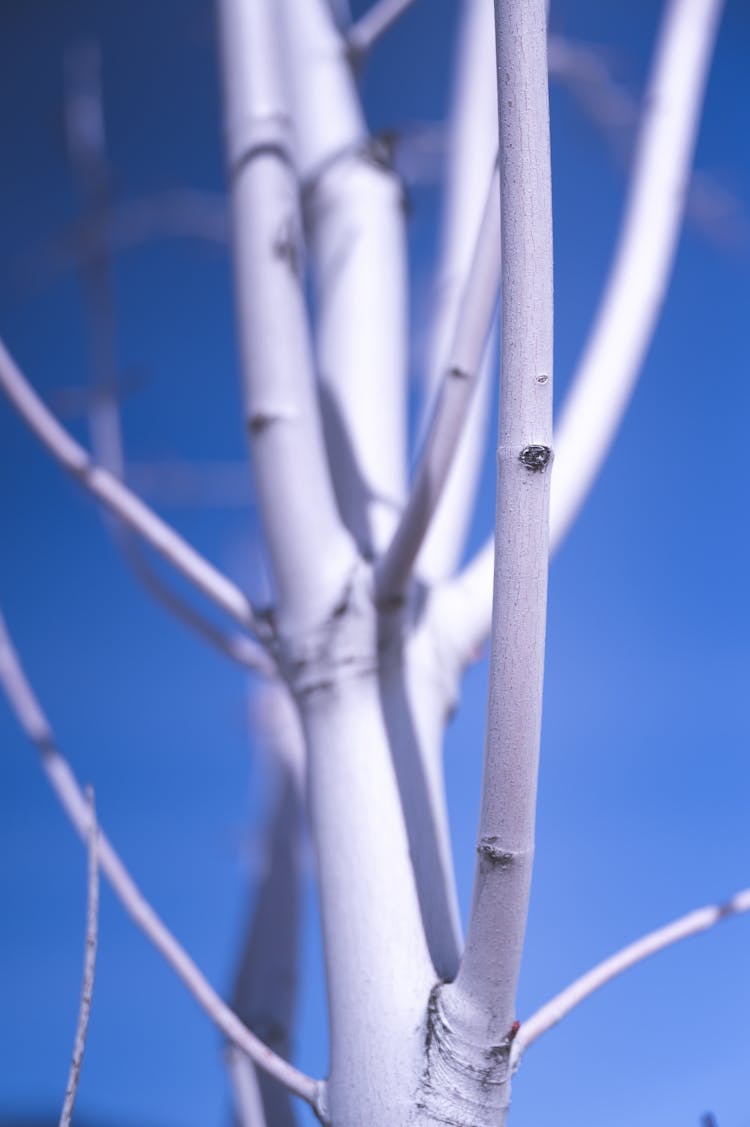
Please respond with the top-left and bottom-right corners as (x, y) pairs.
(417, 985), (513, 1125)
(278, 565), (379, 699)
(519, 444), (552, 472)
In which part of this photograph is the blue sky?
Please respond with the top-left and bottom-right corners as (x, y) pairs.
(0, 2), (749, 1125)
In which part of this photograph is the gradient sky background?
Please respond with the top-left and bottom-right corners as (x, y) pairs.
(1, 2), (749, 1125)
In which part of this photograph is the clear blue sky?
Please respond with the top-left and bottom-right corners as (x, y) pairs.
(0, 2), (748, 1125)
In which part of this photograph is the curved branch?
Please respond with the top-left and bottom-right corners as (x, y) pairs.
(0, 337), (265, 641)
(512, 885), (750, 1067)
(0, 610), (321, 1114)
(550, 0), (725, 550)
(59, 786), (99, 1127)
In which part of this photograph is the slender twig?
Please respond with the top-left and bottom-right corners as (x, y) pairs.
(346, 0), (419, 59)
(374, 162), (500, 605)
(0, 337), (264, 639)
(0, 610), (321, 1113)
(443, 0), (725, 664)
(512, 886), (750, 1068)
(59, 787), (99, 1127)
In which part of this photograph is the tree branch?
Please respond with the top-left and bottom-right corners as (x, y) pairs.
(218, 0), (357, 634)
(279, 0), (409, 560)
(374, 162), (500, 605)
(0, 610), (321, 1115)
(59, 786), (99, 1127)
(441, 0), (725, 665)
(0, 338), (266, 642)
(226, 1043), (268, 1127)
(427, 1), (553, 1122)
(512, 886), (750, 1067)
(416, 0), (498, 584)
(231, 681), (305, 1127)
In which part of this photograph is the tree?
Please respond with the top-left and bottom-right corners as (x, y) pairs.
(0, 1), (748, 1125)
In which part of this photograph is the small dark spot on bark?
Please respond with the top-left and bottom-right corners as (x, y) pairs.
(478, 836), (514, 866)
(273, 218), (303, 276)
(248, 413), (278, 436)
(519, 444), (551, 472)
(448, 366), (470, 382)
(536, 373), (549, 385)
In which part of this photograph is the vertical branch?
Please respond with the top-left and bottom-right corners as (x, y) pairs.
(456, 0), (553, 1035)
(218, 0), (356, 632)
(417, 0), (499, 584)
(438, 0), (725, 667)
(59, 787), (99, 1127)
(278, 0), (409, 558)
(425, 1), (553, 1122)
(0, 609), (321, 1111)
(232, 681), (305, 1127)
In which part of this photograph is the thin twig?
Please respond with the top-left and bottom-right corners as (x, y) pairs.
(0, 610), (321, 1114)
(59, 787), (99, 1127)
(512, 886), (750, 1068)
(0, 337), (264, 640)
(346, 0), (418, 59)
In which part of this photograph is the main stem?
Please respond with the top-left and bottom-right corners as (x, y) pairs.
(427, 1), (553, 1121)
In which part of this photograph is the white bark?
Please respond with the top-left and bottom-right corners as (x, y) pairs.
(446, 0), (725, 663)
(417, 0), (498, 584)
(59, 787), (98, 1127)
(219, 0), (357, 633)
(425, 2), (554, 1123)
(278, 567), (434, 1125)
(279, 0), (409, 558)
(374, 165), (500, 605)
(232, 682), (306, 1127)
